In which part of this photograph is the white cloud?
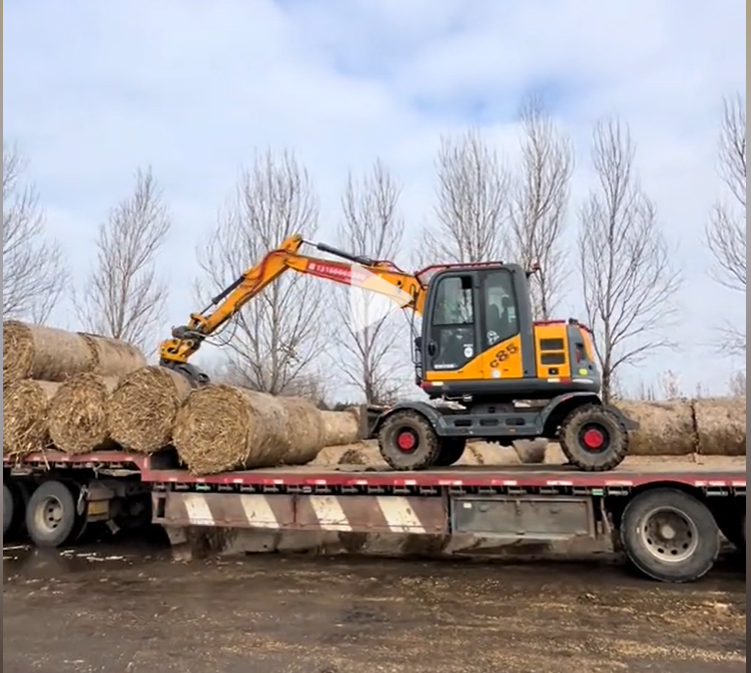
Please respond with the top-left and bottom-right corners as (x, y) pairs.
(3, 0), (745, 397)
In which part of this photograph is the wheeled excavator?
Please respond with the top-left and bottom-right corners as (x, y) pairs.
(159, 234), (638, 472)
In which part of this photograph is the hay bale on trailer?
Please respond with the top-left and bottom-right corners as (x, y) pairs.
(173, 385), (327, 475)
(3, 321), (94, 384)
(2, 379), (61, 458)
(108, 366), (193, 453)
(615, 400), (696, 456)
(320, 409), (360, 446)
(694, 397), (746, 456)
(47, 373), (119, 454)
(2, 321), (146, 384)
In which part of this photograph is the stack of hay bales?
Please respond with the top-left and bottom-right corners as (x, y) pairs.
(2, 320), (364, 473)
(2, 321), (147, 458)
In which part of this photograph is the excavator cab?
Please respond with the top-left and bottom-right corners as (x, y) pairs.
(415, 263), (601, 401)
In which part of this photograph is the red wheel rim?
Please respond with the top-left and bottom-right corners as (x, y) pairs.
(396, 430), (417, 452)
(582, 428), (606, 450)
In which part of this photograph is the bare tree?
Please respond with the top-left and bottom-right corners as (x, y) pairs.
(328, 159), (409, 404)
(578, 117), (681, 403)
(3, 142), (68, 323)
(509, 96), (574, 319)
(727, 370), (746, 398)
(74, 167), (171, 353)
(705, 93), (745, 355)
(418, 127), (511, 265)
(195, 149), (326, 395)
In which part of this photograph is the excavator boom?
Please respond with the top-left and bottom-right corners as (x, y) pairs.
(159, 234), (425, 384)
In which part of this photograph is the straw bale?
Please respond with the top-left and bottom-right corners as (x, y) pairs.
(615, 400), (696, 455)
(281, 397), (326, 464)
(694, 397), (746, 456)
(47, 373), (119, 455)
(79, 333), (147, 378)
(3, 320), (94, 383)
(173, 385), (327, 475)
(3, 380), (61, 457)
(321, 409), (359, 446)
(108, 366), (193, 453)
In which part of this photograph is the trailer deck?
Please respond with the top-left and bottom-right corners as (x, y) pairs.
(3, 449), (746, 583)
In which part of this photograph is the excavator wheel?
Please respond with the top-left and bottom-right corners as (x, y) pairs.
(434, 439), (467, 467)
(558, 404), (629, 471)
(377, 410), (442, 471)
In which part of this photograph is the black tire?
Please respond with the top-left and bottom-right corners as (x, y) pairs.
(378, 410), (441, 470)
(620, 488), (720, 583)
(3, 482), (14, 537)
(559, 404), (629, 471)
(25, 480), (82, 548)
(718, 508), (746, 553)
(434, 439), (467, 467)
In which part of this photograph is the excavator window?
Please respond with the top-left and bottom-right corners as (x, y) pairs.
(428, 274), (477, 370)
(482, 269), (519, 347)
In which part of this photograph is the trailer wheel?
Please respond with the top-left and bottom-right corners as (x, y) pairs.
(378, 410), (442, 470)
(3, 482), (14, 537)
(3, 480), (31, 540)
(434, 439), (466, 467)
(25, 480), (82, 548)
(620, 488), (720, 583)
(559, 404), (629, 471)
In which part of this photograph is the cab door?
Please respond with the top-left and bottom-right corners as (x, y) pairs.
(421, 271), (482, 379)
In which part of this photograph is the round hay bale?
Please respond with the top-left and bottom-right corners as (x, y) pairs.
(3, 320), (94, 383)
(615, 400), (696, 455)
(173, 385), (293, 475)
(79, 333), (147, 378)
(3, 380), (61, 457)
(321, 409), (359, 446)
(694, 397), (746, 456)
(47, 373), (119, 454)
(108, 366), (193, 453)
(281, 397), (326, 465)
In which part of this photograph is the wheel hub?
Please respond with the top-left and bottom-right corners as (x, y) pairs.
(640, 507), (698, 563)
(396, 430), (418, 452)
(581, 426), (607, 451)
(37, 497), (63, 533)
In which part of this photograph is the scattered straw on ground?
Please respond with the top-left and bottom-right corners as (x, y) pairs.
(3, 320), (94, 383)
(616, 400), (696, 455)
(78, 333), (147, 378)
(694, 396), (746, 456)
(2, 379), (61, 457)
(108, 366), (193, 453)
(47, 373), (119, 454)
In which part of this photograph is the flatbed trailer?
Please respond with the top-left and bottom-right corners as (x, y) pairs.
(3, 449), (746, 583)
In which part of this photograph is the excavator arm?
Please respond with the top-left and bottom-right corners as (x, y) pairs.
(159, 234), (426, 385)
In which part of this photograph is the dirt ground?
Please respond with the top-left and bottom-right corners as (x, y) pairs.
(2, 539), (746, 673)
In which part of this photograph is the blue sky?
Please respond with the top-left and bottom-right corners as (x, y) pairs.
(3, 0), (746, 397)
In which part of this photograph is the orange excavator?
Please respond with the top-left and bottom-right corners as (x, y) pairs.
(159, 234), (638, 472)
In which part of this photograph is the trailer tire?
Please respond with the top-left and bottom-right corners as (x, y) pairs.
(25, 480), (82, 548)
(620, 488), (720, 583)
(3, 482), (14, 537)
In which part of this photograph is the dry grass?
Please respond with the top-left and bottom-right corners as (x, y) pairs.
(108, 366), (192, 453)
(79, 333), (147, 377)
(3, 320), (94, 383)
(2, 379), (61, 457)
(616, 400), (696, 455)
(47, 373), (119, 454)
(320, 409), (359, 447)
(694, 396), (746, 456)
(173, 385), (328, 475)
